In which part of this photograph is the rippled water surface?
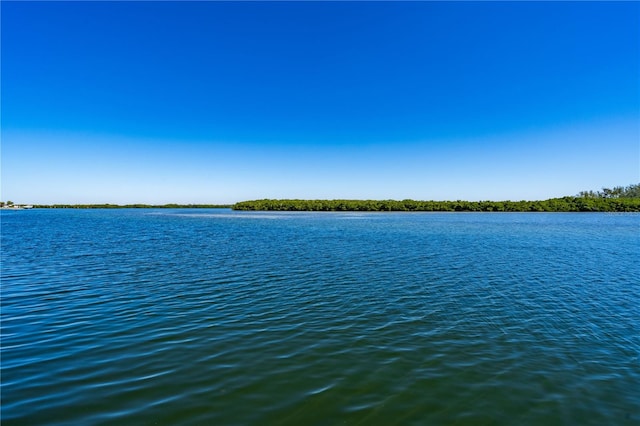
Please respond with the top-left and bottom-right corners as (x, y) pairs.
(2, 209), (639, 425)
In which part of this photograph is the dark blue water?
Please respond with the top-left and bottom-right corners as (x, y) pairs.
(2, 209), (639, 425)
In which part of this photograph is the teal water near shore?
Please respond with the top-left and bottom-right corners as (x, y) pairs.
(2, 209), (639, 425)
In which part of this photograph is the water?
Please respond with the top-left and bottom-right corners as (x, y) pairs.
(2, 209), (639, 425)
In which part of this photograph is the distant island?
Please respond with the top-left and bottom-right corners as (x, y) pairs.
(233, 184), (640, 212)
(3, 184), (639, 212)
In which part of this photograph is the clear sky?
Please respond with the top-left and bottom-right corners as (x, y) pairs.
(2, 1), (639, 204)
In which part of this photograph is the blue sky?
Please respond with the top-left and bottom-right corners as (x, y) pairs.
(2, 1), (638, 204)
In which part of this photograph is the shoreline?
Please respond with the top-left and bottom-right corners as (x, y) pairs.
(232, 197), (640, 213)
(5, 197), (639, 213)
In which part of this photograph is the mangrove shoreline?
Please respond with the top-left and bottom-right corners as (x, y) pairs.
(10, 198), (640, 213)
(232, 197), (640, 212)
(7, 184), (640, 212)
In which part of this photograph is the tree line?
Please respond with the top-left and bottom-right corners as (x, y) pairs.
(7, 184), (639, 212)
(232, 184), (640, 212)
(577, 183), (640, 199)
(232, 198), (640, 212)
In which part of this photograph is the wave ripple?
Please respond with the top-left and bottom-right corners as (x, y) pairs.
(2, 210), (639, 425)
